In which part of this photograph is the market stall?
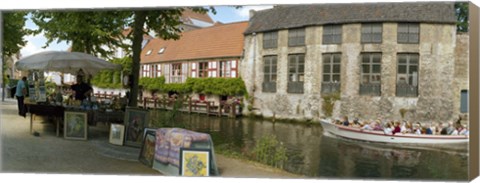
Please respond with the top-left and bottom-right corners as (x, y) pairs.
(15, 51), (122, 138)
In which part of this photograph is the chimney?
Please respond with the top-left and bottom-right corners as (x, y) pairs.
(249, 9), (256, 19)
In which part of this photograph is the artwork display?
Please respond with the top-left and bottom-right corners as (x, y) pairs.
(124, 107), (149, 147)
(64, 111), (88, 140)
(179, 148), (211, 176)
(152, 128), (218, 176)
(109, 124), (125, 145)
(139, 128), (157, 167)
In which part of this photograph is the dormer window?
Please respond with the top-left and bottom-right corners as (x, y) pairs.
(146, 49), (152, 55)
(158, 47), (166, 54)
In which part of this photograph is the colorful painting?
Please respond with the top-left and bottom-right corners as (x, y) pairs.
(139, 128), (156, 167)
(64, 111), (88, 140)
(124, 107), (149, 147)
(179, 148), (210, 176)
(109, 124), (125, 145)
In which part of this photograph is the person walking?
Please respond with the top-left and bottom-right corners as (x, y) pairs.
(15, 76), (27, 117)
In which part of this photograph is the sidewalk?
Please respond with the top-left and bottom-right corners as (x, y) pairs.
(0, 99), (300, 178)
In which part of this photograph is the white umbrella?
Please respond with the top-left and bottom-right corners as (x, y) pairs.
(15, 51), (121, 75)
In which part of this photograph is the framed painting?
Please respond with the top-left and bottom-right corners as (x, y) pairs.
(109, 124), (125, 145)
(64, 111), (88, 140)
(179, 148), (211, 176)
(139, 128), (156, 167)
(124, 107), (149, 147)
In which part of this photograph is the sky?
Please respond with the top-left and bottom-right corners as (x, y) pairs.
(20, 5), (273, 58)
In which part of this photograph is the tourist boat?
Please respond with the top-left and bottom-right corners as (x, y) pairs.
(319, 119), (469, 144)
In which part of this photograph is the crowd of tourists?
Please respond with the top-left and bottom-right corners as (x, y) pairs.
(333, 116), (469, 136)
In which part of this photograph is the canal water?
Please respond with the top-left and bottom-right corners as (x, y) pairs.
(160, 112), (468, 180)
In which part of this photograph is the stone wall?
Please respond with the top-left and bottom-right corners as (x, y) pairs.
(242, 22), (468, 123)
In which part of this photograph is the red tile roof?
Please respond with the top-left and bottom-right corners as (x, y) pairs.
(181, 8), (214, 24)
(141, 21), (248, 64)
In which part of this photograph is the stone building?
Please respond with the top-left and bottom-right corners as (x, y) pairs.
(241, 3), (469, 122)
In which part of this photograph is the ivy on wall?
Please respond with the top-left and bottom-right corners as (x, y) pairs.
(139, 77), (247, 96)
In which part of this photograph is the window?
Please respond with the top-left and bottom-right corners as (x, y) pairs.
(198, 62), (208, 78)
(287, 54), (305, 93)
(361, 23), (382, 43)
(146, 49), (152, 55)
(398, 23), (419, 44)
(396, 53), (419, 97)
(150, 65), (156, 77)
(158, 47), (166, 54)
(142, 65), (150, 77)
(322, 53), (341, 93)
(288, 28), (305, 47)
(262, 56), (277, 93)
(156, 64), (162, 77)
(263, 31), (278, 49)
(360, 53), (382, 96)
(323, 25), (342, 44)
(219, 61), (232, 78)
(171, 63), (182, 83)
(461, 90), (468, 113)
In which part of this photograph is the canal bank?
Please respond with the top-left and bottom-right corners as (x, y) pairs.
(0, 98), (301, 178)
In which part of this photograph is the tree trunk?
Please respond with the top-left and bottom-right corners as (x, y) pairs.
(128, 11), (147, 107)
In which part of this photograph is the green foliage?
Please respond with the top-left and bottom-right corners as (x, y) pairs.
(139, 77), (247, 96)
(139, 77), (164, 91)
(252, 135), (288, 169)
(455, 2), (469, 32)
(31, 11), (130, 58)
(3, 12), (28, 57)
(91, 57), (132, 89)
(322, 92), (341, 117)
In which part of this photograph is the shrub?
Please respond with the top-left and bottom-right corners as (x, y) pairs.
(251, 134), (288, 169)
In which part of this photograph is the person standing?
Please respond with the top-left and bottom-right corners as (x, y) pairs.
(71, 75), (93, 101)
(15, 76), (27, 117)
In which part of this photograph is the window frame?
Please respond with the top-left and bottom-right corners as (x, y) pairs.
(322, 53), (342, 94)
(198, 62), (209, 78)
(396, 53), (419, 97)
(288, 28), (306, 47)
(287, 54), (305, 93)
(397, 23), (420, 44)
(262, 55), (278, 93)
(323, 25), (342, 44)
(263, 31), (278, 49)
(360, 53), (382, 96)
(361, 23), (383, 44)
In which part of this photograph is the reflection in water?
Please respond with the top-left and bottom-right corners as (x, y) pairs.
(167, 112), (468, 180)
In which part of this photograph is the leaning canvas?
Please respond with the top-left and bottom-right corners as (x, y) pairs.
(64, 111), (88, 140)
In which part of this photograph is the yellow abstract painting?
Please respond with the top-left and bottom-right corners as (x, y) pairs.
(181, 150), (210, 176)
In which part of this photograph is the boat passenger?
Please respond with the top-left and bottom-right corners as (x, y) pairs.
(405, 121), (413, 133)
(362, 122), (373, 130)
(342, 116), (349, 126)
(446, 121), (456, 135)
(352, 118), (361, 128)
(459, 125), (469, 135)
(413, 124), (421, 135)
(436, 122), (443, 135)
(425, 123), (433, 135)
(384, 123), (393, 135)
(392, 121), (401, 135)
(373, 120), (383, 131)
(440, 123), (449, 135)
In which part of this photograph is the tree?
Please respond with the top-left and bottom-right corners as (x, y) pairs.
(31, 11), (130, 59)
(2, 12), (28, 101)
(31, 8), (216, 106)
(455, 2), (468, 32)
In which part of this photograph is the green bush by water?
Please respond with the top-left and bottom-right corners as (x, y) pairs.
(252, 134), (288, 169)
